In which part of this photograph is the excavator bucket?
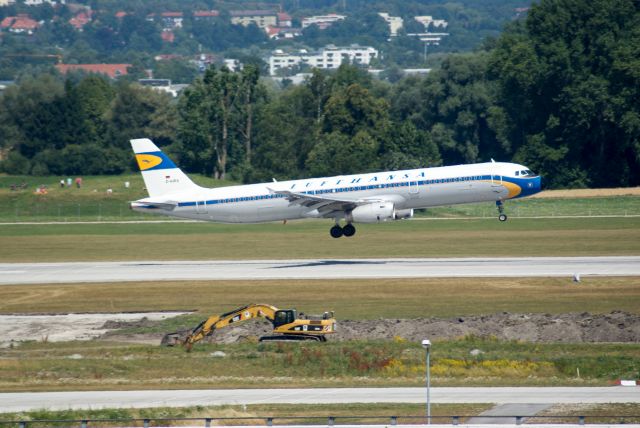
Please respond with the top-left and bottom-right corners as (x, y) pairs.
(160, 330), (191, 346)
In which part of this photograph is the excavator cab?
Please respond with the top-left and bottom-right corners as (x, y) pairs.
(273, 309), (297, 328)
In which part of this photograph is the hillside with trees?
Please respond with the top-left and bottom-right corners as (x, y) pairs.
(0, 0), (528, 80)
(0, 0), (638, 188)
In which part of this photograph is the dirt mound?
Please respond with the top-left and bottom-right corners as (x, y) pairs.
(193, 311), (640, 344)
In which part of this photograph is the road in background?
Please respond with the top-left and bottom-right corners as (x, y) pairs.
(1, 387), (639, 413)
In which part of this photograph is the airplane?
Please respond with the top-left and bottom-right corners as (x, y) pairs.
(130, 138), (542, 238)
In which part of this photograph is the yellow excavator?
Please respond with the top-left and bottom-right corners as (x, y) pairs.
(162, 303), (336, 349)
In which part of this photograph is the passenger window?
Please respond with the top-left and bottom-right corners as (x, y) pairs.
(515, 171), (519, 176)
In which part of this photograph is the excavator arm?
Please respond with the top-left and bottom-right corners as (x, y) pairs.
(182, 303), (279, 349)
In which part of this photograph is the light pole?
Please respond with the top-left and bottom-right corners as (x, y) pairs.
(422, 339), (431, 425)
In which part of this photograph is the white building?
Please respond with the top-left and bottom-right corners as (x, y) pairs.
(301, 14), (346, 29)
(414, 15), (448, 30)
(378, 13), (403, 37)
(269, 45), (378, 76)
(23, 0), (62, 4)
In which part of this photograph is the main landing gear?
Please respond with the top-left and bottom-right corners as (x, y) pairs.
(496, 200), (508, 222)
(330, 222), (356, 238)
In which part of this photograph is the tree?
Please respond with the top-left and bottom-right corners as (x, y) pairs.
(489, 0), (640, 187)
(178, 66), (242, 179)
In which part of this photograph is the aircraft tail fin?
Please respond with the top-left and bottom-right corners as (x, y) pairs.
(130, 138), (202, 198)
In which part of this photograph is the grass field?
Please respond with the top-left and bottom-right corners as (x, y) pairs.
(3, 403), (638, 427)
(1, 336), (638, 392)
(0, 403), (492, 427)
(2, 217), (640, 261)
(1, 277), (638, 318)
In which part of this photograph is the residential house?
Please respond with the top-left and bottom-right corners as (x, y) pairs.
(147, 12), (183, 29)
(277, 12), (292, 27)
(301, 14), (345, 30)
(161, 29), (175, 43)
(378, 13), (403, 37)
(414, 15), (448, 30)
(1, 14), (39, 35)
(193, 10), (219, 21)
(69, 9), (92, 31)
(267, 26), (301, 40)
(230, 10), (277, 29)
(23, 0), (61, 5)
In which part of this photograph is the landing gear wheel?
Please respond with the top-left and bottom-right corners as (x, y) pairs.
(330, 225), (344, 238)
(343, 223), (356, 237)
(498, 214), (508, 222)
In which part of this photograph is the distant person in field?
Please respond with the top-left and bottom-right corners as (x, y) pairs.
(66, 177), (72, 187)
(60, 179), (65, 188)
(75, 177), (82, 188)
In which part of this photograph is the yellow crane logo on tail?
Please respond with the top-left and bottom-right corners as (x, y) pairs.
(135, 154), (163, 171)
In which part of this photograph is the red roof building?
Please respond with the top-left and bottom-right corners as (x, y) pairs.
(277, 12), (292, 27)
(161, 12), (183, 18)
(1, 17), (14, 29)
(115, 11), (127, 19)
(161, 30), (175, 43)
(69, 10), (92, 30)
(193, 10), (219, 19)
(56, 63), (131, 79)
(1, 14), (39, 34)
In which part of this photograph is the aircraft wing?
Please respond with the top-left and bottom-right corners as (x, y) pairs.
(268, 188), (384, 217)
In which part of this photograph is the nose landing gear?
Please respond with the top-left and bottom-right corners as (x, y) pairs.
(330, 222), (356, 238)
(496, 201), (508, 222)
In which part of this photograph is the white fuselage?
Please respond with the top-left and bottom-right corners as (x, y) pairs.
(132, 161), (542, 223)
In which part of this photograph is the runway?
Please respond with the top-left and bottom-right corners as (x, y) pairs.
(0, 256), (639, 284)
(1, 387), (638, 413)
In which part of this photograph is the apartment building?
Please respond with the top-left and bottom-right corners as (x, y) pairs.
(269, 45), (378, 76)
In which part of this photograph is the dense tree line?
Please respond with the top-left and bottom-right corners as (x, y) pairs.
(1, 0), (638, 188)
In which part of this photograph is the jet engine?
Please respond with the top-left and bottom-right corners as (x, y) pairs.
(393, 208), (414, 220)
(347, 202), (395, 223)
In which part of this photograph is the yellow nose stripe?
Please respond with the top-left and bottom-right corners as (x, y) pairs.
(502, 181), (522, 198)
(136, 154), (163, 171)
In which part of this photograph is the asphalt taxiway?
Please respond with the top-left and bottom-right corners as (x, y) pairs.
(0, 256), (638, 284)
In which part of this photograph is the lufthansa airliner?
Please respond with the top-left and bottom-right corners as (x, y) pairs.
(130, 138), (542, 237)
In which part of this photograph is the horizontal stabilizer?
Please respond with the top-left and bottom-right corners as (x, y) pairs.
(130, 200), (178, 211)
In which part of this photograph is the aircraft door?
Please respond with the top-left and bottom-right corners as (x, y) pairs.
(408, 181), (420, 198)
(196, 201), (208, 214)
(491, 163), (502, 189)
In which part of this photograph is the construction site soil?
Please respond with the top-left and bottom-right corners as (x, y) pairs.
(107, 311), (640, 345)
(3, 311), (639, 346)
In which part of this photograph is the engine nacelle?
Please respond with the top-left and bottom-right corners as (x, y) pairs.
(393, 208), (414, 220)
(347, 202), (395, 223)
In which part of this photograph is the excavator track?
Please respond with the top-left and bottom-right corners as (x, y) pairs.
(259, 334), (327, 342)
